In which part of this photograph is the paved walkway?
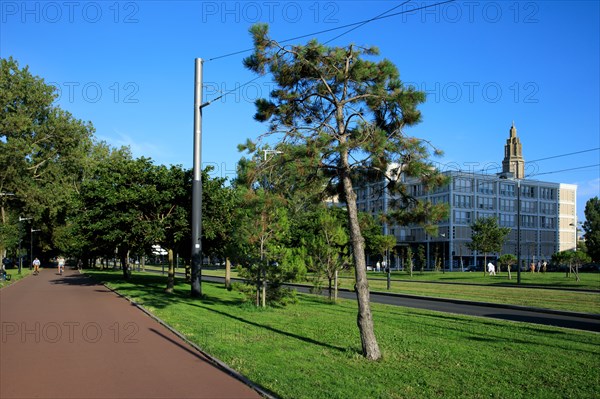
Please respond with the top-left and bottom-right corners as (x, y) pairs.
(0, 269), (261, 399)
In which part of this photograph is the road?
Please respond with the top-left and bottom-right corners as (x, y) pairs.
(0, 269), (262, 399)
(200, 275), (600, 333)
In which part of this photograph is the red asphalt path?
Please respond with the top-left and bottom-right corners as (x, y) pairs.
(0, 269), (261, 399)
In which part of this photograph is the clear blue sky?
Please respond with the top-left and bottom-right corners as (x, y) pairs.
(2, 1), (599, 221)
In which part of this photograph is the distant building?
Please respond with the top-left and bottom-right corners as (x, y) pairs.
(354, 123), (578, 270)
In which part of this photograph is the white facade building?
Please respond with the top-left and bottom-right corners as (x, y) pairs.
(354, 123), (578, 269)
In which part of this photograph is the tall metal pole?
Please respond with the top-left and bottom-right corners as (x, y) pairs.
(191, 58), (203, 298)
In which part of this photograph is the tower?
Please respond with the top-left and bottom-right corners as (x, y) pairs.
(502, 121), (525, 179)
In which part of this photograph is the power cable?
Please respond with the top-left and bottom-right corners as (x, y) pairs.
(478, 147), (600, 173)
(526, 164), (600, 178)
(205, 0), (444, 104)
(323, 1), (412, 45)
(208, 0), (455, 62)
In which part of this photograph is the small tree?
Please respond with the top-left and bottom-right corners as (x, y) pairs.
(498, 254), (517, 280)
(405, 246), (414, 277)
(305, 207), (350, 301)
(467, 217), (511, 276)
(416, 244), (426, 274)
(583, 197), (600, 262)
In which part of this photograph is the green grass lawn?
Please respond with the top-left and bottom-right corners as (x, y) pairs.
(87, 270), (600, 399)
(0, 267), (31, 288)
(194, 268), (600, 314)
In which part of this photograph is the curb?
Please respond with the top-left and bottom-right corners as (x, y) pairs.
(84, 272), (279, 399)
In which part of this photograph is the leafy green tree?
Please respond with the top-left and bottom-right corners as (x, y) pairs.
(76, 150), (163, 279)
(1, 57), (94, 260)
(243, 24), (448, 359)
(230, 186), (298, 307)
(552, 250), (591, 282)
(467, 217), (511, 276)
(582, 197), (600, 262)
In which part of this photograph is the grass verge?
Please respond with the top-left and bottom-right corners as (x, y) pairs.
(196, 268), (600, 314)
(87, 270), (599, 399)
(0, 268), (31, 289)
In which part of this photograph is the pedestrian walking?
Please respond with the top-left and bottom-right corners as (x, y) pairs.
(487, 262), (496, 276)
(542, 260), (547, 273)
(32, 257), (41, 275)
(536, 260), (541, 273)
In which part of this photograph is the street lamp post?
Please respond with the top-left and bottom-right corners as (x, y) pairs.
(18, 217), (32, 274)
(31, 228), (41, 270)
(499, 171), (521, 283)
(506, 177), (523, 282)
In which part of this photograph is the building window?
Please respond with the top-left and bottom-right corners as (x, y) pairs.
(500, 183), (515, 197)
(540, 216), (556, 229)
(477, 197), (495, 210)
(540, 202), (556, 215)
(540, 187), (555, 200)
(477, 211), (496, 220)
(454, 194), (472, 208)
(521, 201), (537, 214)
(454, 178), (473, 192)
(521, 215), (537, 228)
(454, 210), (472, 224)
(499, 198), (515, 212)
(477, 181), (495, 195)
(500, 214), (515, 227)
(521, 185), (536, 198)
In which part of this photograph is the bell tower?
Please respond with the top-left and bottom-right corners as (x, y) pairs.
(502, 121), (525, 179)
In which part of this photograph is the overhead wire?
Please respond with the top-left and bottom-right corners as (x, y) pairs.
(207, 0), (455, 62)
(202, 0), (456, 105)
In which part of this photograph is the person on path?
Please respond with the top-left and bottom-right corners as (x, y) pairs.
(32, 257), (40, 275)
(487, 262), (496, 276)
(57, 256), (65, 275)
(542, 260), (548, 273)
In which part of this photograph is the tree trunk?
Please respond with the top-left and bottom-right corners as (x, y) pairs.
(328, 277), (333, 301)
(119, 249), (131, 280)
(166, 249), (175, 293)
(225, 257), (231, 290)
(334, 269), (338, 302)
(342, 172), (381, 361)
(483, 254), (487, 276)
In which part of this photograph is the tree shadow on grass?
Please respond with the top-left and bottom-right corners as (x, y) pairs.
(397, 311), (600, 355)
(185, 301), (351, 354)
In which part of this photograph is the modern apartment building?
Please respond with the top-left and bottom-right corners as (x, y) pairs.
(355, 123), (578, 270)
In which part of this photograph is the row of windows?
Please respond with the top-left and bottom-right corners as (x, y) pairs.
(497, 214), (556, 228)
(454, 195), (556, 215)
(453, 211), (557, 229)
(453, 178), (557, 200)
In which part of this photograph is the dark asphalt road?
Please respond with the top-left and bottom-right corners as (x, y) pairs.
(199, 275), (600, 333)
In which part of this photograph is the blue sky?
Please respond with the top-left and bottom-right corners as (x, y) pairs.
(1, 0), (599, 221)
